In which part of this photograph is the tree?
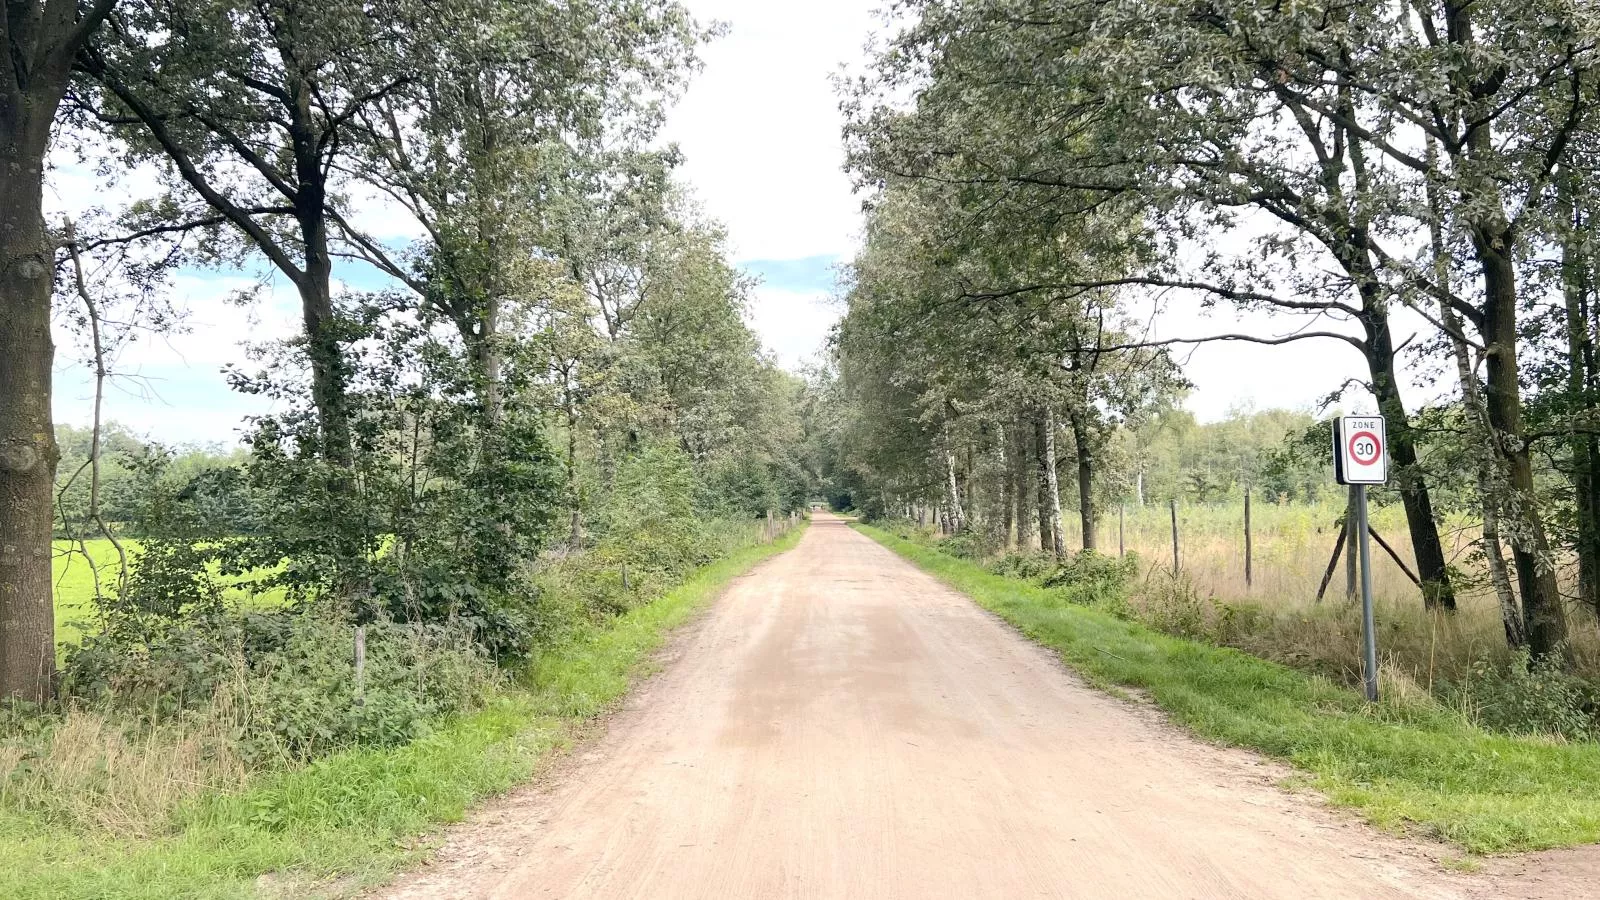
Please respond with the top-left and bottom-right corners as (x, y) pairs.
(343, 0), (701, 432)
(1, 0), (117, 703)
(849, 0), (1467, 609)
(78, 0), (432, 471)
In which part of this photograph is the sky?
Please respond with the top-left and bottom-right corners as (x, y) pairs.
(48, 0), (1434, 446)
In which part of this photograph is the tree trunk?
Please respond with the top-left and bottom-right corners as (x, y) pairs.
(998, 429), (1015, 550)
(1477, 231), (1570, 662)
(1426, 142), (1522, 643)
(473, 304), (504, 432)
(292, 111), (354, 471)
(1041, 409), (1066, 558)
(565, 392), (582, 547)
(1354, 284), (1456, 610)
(1442, 304), (1524, 645)
(1, 0), (116, 704)
(1563, 229), (1600, 618)
(1013, 419), (1036, 551)
(1033, 417), (1054, 554)
(1065, 403), (1095, 551)
(944, 448), (965, 534)
(0, 148), (60, 704)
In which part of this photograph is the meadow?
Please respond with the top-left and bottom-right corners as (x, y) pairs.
(52, 539), (288, 649)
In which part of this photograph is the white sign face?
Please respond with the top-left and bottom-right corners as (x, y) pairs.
(1335, 416), (1388, 485)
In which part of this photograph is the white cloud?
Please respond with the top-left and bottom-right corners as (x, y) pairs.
(662, 1), (876, 262)
(746, 286), (839, 369)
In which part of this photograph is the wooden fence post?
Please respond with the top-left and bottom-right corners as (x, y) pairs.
(1118, 504), (1126, 558)
(1169, 499), (1180, 575)
(1244, 487), (1253, 589)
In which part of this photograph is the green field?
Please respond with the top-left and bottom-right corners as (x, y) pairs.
(51, 539), (132, 645)
(52, 539), (287, 649)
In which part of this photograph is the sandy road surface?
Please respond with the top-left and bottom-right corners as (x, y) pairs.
(384, 514), (1524, 899)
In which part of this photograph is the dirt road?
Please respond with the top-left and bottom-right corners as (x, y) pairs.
(384, 514), (1492, 899)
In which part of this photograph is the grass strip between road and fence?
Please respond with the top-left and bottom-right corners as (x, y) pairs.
(853, 522), (1600, 856)
(0, 522), (806, 900)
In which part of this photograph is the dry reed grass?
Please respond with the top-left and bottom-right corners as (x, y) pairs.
(1092, 499), (1600, 687)
(0, 704), (251, 838)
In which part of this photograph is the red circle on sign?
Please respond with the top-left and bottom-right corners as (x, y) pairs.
(1348, 430), (1382, 466)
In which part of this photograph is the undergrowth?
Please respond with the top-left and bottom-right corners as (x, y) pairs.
(878, 521), (1600, 743)
(0, 521), (805, 898)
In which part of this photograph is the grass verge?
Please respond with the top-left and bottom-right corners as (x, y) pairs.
(0, 522), (806, 899)
(854, 522), (1600, 855)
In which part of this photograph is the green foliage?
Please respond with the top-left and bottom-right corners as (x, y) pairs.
(1038, 551), (1140, 607)
(858, 523), (1600, 854)
(1453, 653), (1600, 744)
(0, 523), (805, 899)
(598, 445), (709, 576)
(62, 610), (496, 762)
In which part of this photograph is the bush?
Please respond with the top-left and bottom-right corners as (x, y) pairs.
(62, 609), (497, 763)
(939, 530), (996, 561)
(988, 551), (1059, 581)
(1453, 652), (1600, 743)
(1041, 550), (1140, 607)
(1134, 571), (1213, 640)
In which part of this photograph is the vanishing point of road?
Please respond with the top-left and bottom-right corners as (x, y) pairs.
(385, 514), (1531, 899)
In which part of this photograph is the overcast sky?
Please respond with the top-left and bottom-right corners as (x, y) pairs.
(49, 1), (1433, 446)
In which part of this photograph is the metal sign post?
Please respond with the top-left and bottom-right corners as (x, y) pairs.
(1333, 415), (1387, 702)
(1353, 484), (1378, 702)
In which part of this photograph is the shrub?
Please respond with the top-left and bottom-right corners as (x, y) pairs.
(988, 551), (1059, 581)
(1135, 571), (1213, 640)
(1041, 550), (1140, 607)
(1453, 652), (1600, 743)
(62, 609), (497, 763)
(939, 530), (996, 561)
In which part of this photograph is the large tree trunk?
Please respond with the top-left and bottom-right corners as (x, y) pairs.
(295, 264), (354, 468)
(1355, 284), (1456, 610)
(1477, 232), (1570, 662)
(1013, 419), (1036, 551)
(1065, 402), (1096, 552)
(1433, 242), (1524, 645)
(1441, 301), (1524, 645)
(1425, 141), (1522, 642)
(0, 152), (60, 704)
(1563, 228), (1600, 619)
(1040, 410), (1066, 558)
(1033, 418), (1054, 554)
(1, 0), (117, 704)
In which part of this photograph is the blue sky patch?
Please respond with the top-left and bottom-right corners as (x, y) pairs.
(739, 254), (841, 294)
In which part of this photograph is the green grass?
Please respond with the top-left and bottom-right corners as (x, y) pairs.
(52, 539), (288, 650)
(0, 523), (806, 899)
(51, 539), (129, 645)
(855, 523), (1600, 855)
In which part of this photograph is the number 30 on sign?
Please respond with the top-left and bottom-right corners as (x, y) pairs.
(1334, 415), (1387, 485)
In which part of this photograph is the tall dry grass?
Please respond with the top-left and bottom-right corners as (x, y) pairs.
(1084, 499), (1600, 687)
(0, 704), (251, 838)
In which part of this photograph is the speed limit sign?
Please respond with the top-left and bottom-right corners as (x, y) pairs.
(1334, 416), (1387, 485)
